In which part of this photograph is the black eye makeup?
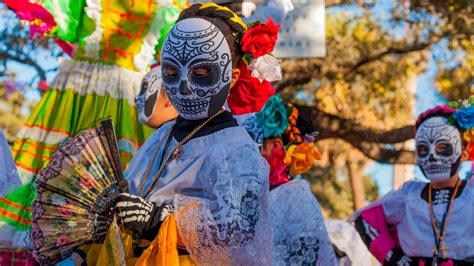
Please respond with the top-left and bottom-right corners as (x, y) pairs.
(435, 141), (454, 157)
(189, 63), (220, 87)
(162, 62), (180, 84)
(191, 67), (211, 77)
(416, 144), (430, 158)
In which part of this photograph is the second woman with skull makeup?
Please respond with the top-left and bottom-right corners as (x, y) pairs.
(352, 104), (474, 265)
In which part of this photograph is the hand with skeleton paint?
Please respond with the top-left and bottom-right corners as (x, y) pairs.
(136, 65), (178, 128)
(115, 193), (173, 241)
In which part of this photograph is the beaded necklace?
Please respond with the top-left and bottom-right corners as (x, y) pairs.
(428, 179), (461, 263)
(137, 109), (225, 198)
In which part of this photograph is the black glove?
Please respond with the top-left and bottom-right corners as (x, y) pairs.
(115, 193), (173, 241)
(384, 247), (411, 266)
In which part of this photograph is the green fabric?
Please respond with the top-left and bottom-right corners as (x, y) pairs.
(41, 0), (86, 43)
(0, 183), (34, 230)
(154, 0), (188, 53)
(13, 88), (154, 176)
(24, 88), (151, 141)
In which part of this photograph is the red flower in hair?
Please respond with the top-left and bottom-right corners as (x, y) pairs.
(242, 18), (280, 59)
(228, 61), (276, 115)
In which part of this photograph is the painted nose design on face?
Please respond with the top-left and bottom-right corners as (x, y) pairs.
(179, 80), (192, 95)
(429, 154), (436, 162)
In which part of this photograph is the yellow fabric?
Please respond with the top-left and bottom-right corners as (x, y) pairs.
(78, 214), (195, 266)
(82, 220), (135, 266)
(179, 255), (196, 266)
(135, 214), (195, 266)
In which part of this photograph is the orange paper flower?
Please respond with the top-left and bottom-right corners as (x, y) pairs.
(463, 128), (474, 143)
(284, 142), (321, 175)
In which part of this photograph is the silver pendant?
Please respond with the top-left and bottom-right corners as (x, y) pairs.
(172, 146), (183, 160)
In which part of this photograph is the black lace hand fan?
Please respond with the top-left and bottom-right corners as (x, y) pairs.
(31, 119), (128, 264)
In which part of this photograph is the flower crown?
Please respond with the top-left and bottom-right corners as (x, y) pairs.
(255, 95), (320, 176)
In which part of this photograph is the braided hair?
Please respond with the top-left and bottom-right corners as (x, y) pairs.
(282, 104), (315, 145)
(177, 3), (247, 68)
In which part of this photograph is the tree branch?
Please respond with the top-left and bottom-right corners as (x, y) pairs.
(296, 105), (416, 164)
(277, 37), (441, 90)
(350, 141), (416, 164)
(0, 50), (46, 81)
(298, 105), (415, 144)
(345, 41), (433, 75)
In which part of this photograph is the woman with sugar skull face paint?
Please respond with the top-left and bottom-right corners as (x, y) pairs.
(351, 105), (474, 265)
(118, 3), (272, 264)
(136, 65), (178, 129)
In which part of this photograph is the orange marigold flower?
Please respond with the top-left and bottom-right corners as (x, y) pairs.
(284, 142), (321, 175)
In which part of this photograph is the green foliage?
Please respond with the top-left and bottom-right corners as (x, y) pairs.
(408, 0), (474, 100)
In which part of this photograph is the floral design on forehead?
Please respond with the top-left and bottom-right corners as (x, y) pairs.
(161, 18), (232, 120)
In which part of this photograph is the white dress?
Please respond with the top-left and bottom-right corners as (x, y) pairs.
(125, 121), (272, 265)
(381, 178), (474, 260)
(271, 179), (338, 266)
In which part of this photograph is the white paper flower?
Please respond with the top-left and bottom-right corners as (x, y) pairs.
(248, 54), (282, 83)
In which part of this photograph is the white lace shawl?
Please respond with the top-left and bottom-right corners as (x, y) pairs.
(125, 123), (273, 265)
(271, 179), (338, 266)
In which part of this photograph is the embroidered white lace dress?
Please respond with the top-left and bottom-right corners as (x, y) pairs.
(125, 122), (272, 265)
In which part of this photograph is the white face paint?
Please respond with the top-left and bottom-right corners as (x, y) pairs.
(136, 66), (162, 125)
(161, 18), (233, 120)
(415, 116), (462, 182)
